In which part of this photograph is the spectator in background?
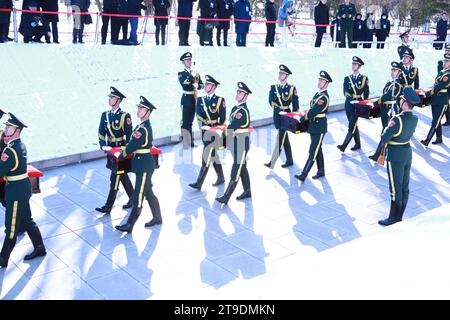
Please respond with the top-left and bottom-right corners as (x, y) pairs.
(234, 0), (251, 47)
(39, 0), (59, 43)
(436, 13), (448, 50)
(0, 0), (12, 43)
(265, 0), (276, 47)
(154, 0), (170, 45)
(71, 0), (90, 44)
(363, 12), (375, 48)
(375, 12), (390, 49)
(98, 0), (119, 45)
(330, 15), (341, 47)
(277, 0), (295, 47)
(352, 13), (364, 48)
(198, 0), (216, 46)
(177, 0), (196, 46)
(337, 0), (356, 48)
(216, 0), (233, 46)
(314, 0), (329, 48)
(19, 1), (51, 43)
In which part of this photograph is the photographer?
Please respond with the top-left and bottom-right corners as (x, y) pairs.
(278, 0), (295, 47)
(19, 1), (51, 43)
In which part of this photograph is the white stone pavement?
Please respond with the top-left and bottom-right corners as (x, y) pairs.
(0, 107), (449, 299)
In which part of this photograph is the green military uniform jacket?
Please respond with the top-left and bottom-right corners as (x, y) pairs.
(98, 108), (133, 148)
(228, 102), (251, 152)
(380, 112), (418, 161)
(337, 2), (356, 22)
(426, 68), (450, 106)
(178, 69), (204, 93)
(268, 83), (299, 129)
(376, 80), (402, 119)
(399, 65), (419, 89)
(397, 44), (410, 60)
(300, 90), (329, 135)
(196, 94), (226, 127)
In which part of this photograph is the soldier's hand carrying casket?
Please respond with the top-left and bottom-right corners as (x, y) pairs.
(114, 152), (121, 159)
(102, 146), (112, 152)
(278, 111), (287, 116)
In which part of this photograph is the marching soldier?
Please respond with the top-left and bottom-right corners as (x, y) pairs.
(216, 82), (252, 205)
(378, 88), (420, 226)
(96, 87), (134, 214)
(0, 114), (46, 268)
(437, 43), (450, 126)
(397, 31), (411, 60)
(399, 48), (419, 89)
(264, 64), (299, 169)
(178, 52), (204, 148)
(369, 61), (403, 161)
(421, 53), (450, 146)
(115, 96), (162, 233)
(337, 56), (369, 153)
(189, 75), (226, 190)
(295, 71), (332, 182)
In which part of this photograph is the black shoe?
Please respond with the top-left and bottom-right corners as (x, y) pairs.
(236, 190), (251, 200)
(312, 171), (325, 179)
(53, 40), (60, 44)
(0, 257), (7, 268)
(212, 177), (225, 186)
(281, 161), (293, 168)
(95, 206), (112, 214)
(337, 144), (346, 152)
(188, 182), (202, 190)
(101, 41), (106, 45)
(350, 145), (361, 151)
(432, 138), (443, 145)
(122, 199), (133, 209)
(443, 122), (450, 127)
(191, 142), (197, 148)
(420, 139), (430, 147)
(378, 201), (401, 226)
(115, 223), (133, 233)
(368, 154), (378, 162)
(264, 162), (272, 168)
(24, 245), (46, 261)
(144, 219), (162, 227)
(294, 173), (307, 182)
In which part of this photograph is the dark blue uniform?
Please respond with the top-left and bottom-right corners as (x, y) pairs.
(234, 0), (251, 47)
(337, 2), (356, 48)
(397, 43), (410, 60)
(399, 65), (419, 89)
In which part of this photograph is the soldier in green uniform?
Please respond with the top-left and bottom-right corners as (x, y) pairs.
(216, 82), (252, 205)
(189, 74), (226, 190)
(96, 87), (134, 213)
(295, 71), (332, 182)
(337, 0), (356, 48)
(0, 109), (7, 208)
(369, 61), (403, 161)
(115, 96), (162, 233)
(421, 53), (450, 146)
(378, 87), (420, 226)
(264, 64), (299, 169)
(178, 52), (204, 148)
(397, 31), (411, 60)
(0, 114), (46, 268)
(399, 48), (419, 89)
(437, 43), (450, 126)
(337, 56), (369, 152)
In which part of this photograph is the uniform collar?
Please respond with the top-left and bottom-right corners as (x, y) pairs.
(236, 102), (247, 108)
(7, 137), (20, 146)
(318, 89), (327, 94)
(111, 107), (121, 115)
(185, 68), (192, 73)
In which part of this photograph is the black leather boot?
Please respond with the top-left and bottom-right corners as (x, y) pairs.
(282, 136), (293, 168)
(337, 132), (353, 152)
(432, 125), (443, 144)
(443, 108), (450, 126)
(145, 194), (162, 227)
(351, 128), (361, 151)
(378, 201), (402, 226)
(369, 141), (384, 162)
(189, 165), (209, 190)
(95, 189), (118, 213)
(236, 171), (251, 200)
(0, 237), (16, 268)
(115, 207), (142, 233)
(421, 127), (436, 146)
(122, 198), (133, 209)
(312, 151), (325, 179)
(215, 181), (238, 205)
(295, 159), (315, 182)
(153, 154), (160, 169)
(212, 162), (225, 186)
(24, 227), (46, 261)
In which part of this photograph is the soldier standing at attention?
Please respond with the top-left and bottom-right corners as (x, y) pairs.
(189, 75), (226, 190)
(265, 64), (299, 169)
(337, 0), (356, 48)
(295, 71), (332, 182)
(216, 82), (252, 205)
(115, 96), (162, 233)
(96, 87), (134, 214)
(0, 114), (46, 268)
(437, 43), (450, 127)
(378, 88), (420, 226)
(399, 48), (419, 89)
(421, 54), (450, 147)
(337, 56), (369, 153)
(397, 31), (411, 60)
(178, 52), (204, 148)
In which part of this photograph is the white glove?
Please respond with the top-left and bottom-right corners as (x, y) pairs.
(101, 146), (112, 151)
(193, 83), (199, 89)
(293, 115), (301, 121)
(201, 125), (211, 130)
(215, 129), (223, 135)
(278, 111), (287, 115)
(114, 152), (121, 158)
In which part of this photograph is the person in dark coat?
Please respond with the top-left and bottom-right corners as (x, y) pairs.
(0, 0), (13, 43)
(71, 0), (90, 44)
(19, 1), (51, 43)
(153, 0), (170, 45)
(376, 13), (390, 49)
(177, 0), (196, 46)
(118, 0), (146, 45)
(352, 13), (364, 48)
(265, 0), (276, 47)
(363, 12), (375, 48)
(314, 0), (329, 47)
(436, 13), (448, 50)
(38, 0), (59, 43)
(216, 0), (233, 46)
(100, 0), (119, 44)
(234, 0), (251, 47)
(330, 16), (341, 47)
(198, 0), (216, 46)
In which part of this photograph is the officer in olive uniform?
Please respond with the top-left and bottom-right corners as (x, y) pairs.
(189, 74), (226, 190)
(115, 96), (162, 233)
(399, 48), (419, 89)
(265, 64), (299, 169)
(397, 31), (411, 60)
(96, 87), (134, 214)
(378, 88), (420, 226)
(437, 43), (450, 126)
(0, 109), (7, 208)
(216, 82), (252, 205)
(369, 61), (403, 161)
(295, 71), (332, 182)
(421, 53), (450, 146)
(337, 0), (356, 48)
(178, 52), (204, 148)
(0, 114), (46, 268)
(337, 56), (369, 152)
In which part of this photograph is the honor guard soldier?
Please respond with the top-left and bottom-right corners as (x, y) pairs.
(421, 53), (450, 146)
(295, 71), (332, 182)
(337, 56), (369, 153)
(189, 75), (226, 190)
(369, 61), (403, 161)
(397, 31), (411, 60)
(116, 96), (162, 233)
(399, 48), (419, 89)
(265, 64), (299, 169)
(337, 0), (356, 48)
(437, 43), (450, 126)
(378, 88), (419, 226)
(0, 114), (46, 268)
(96, 87), (134, 214)
(216, 82), (252, 205)
(178, 52), (204, 148)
